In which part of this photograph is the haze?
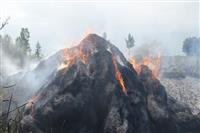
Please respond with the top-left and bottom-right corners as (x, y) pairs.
(0, 0), (199, 56)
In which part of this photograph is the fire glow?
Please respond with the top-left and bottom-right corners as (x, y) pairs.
(26, 95), (38, 108)
(26, 95), (39, 117)
(58, 43), (128, 95)
(112, 56), (128, 95)
(58, 47), (89, 72)
(130, 53), (161, 79)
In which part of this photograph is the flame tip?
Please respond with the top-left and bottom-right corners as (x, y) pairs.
(112, 56), (128, 95)
(130, 53), (161, 79)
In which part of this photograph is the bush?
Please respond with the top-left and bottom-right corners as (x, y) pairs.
(183, 37), (200, 56)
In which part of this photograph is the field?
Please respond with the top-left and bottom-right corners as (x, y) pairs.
(160, 56), (200, 114)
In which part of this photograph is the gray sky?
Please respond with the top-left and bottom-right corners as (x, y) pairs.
(0, 0), (199, 56)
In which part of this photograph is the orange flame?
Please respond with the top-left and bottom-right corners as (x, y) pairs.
(112, 56), (128, 95)
(58, 47), (89, 72)
(130, 53), (161, 79)
(129, 58), (141, 74)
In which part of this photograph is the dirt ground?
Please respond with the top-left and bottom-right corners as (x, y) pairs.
(160, 76), (200, 114)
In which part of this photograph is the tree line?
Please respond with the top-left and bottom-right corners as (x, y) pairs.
(104, 32), (200, 57)
(182, 37), (200, 56)
(0, 28), (43, 68)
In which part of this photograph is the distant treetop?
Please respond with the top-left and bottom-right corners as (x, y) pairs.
(182, 37), (200, 56)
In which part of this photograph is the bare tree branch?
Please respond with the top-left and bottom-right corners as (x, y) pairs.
(2, 84), (16, 89)
(6, 93), (13, 119)
(1, 102), (28, 117)
(0, 17), (10, 31)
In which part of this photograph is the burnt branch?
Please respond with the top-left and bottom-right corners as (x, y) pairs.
(2, 84), (16, 89)
(6, 94), (13, 119)
(1, 102), (28, 117)
(0, 17), (10, 31)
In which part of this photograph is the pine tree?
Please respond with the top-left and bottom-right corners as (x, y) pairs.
(125, 33), (135, 58)
(15, 28), (31, 55)
(15, 28), (31, 68)
(35, 42), (42, 60)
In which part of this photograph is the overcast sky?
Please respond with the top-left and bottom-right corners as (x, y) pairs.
(0, 0), (199, 56)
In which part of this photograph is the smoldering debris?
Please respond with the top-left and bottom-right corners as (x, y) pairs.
(18, 34), (200, 133)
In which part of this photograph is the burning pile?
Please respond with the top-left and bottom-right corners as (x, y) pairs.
(130, 54), (161, 79)
(20, 34), (200, 133)
(112, 56), (128, 95)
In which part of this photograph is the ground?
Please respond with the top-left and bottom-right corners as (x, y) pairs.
(160, 76), (200, 114)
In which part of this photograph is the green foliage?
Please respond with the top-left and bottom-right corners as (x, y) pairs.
(125, 33), (135, 49)
(182, 37), (200, 56)
(1, 27), (43, 69)
(34, 42), (43, 60)
(15, 28), (31, 55)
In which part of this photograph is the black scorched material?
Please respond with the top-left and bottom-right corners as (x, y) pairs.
(20, 34), (200, 133)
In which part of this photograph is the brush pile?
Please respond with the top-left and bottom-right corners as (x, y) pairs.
(20, 34), (200, 133)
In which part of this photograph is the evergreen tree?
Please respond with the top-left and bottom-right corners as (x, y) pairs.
(183, 37), (200, 56)
(35, 42), (42, 60)
(15, 28), (31, 55)
(125, 33), (135, 58)
(15, 28), (31, 68)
